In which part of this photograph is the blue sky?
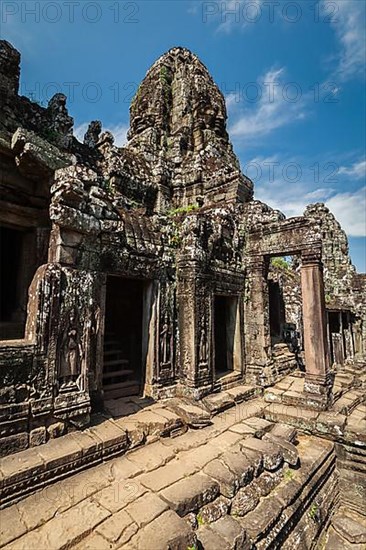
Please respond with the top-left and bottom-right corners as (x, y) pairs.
(1, 0), (365, 270)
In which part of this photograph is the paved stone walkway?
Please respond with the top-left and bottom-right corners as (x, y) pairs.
(0, 385), (258, 508)
(1, 373), (365, 549)
(0, 399), (265, 549)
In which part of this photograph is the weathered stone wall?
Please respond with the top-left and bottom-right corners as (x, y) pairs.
(0, 38), (364, 459)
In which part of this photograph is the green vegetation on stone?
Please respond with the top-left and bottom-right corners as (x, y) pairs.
(168, 204), (199, 217)
(308, 503), (319, 519)
(270, 257), (290, 270)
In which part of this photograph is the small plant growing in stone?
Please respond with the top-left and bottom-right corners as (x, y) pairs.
(42, 128), (59, 142)
(103, 179), (114, 194)
(284, 468), (295, 481)
(160, 65), (170, 85)
(168, 204), (199, 217)
(308, 503), (319, 520)
(196, 513), (205, 526)
(169, 228), (182, 248)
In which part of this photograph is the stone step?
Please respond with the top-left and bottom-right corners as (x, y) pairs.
(0, 411), (352, 550)
(263, 402), (350, 441)
(331, 507), (366, 545)
(332, 391), (364, 416)
(202, 385), (258, 415)
(102, 369), (134, 380)
(103, 358), (130, 368)
(103, 349), (122, 357)
(0, 402), (190, 508)
(191, 435), (336, 550)
(103, 381), (140, 400)
(237, 438), (336, 548)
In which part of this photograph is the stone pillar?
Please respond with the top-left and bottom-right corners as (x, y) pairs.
(177, 259), (213, 398)
(245, 256), (271, 385)
(339, 311), (345, 362)
(301, 249), (332, 408)
(349, 312), (355, 358)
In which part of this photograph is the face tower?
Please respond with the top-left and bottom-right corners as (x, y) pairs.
(126, 47), (253, 208)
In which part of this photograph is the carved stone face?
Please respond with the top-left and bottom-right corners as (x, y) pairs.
(128, 48), (227, 150)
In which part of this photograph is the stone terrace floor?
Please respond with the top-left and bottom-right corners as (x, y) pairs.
(0, 370), (365, 549)
(1, 397), (265, 549)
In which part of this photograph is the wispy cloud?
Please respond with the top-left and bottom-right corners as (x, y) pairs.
(304, 187), (335, 200)
(216, 0), (263, 34)
(339, 159), (366, 180)
(250, 153), (366, 237)
(323, 0), (366, 81)
(326, 187), (366, 236)
(74, 122), (129, 147)
(256, 182), (366, 237)
(226, 67), (308, 141)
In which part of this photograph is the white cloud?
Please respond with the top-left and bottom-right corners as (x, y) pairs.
(256, 183), (366, 237)
(304, 188), (335, 200)
(74, 123), (89, 142)
(339, 160), (366, 180)
(326, 187), (366, 237)
(249, 151), (366, 237)
(74, 122), (129, 147)
(227, 67), (308, 141)
(216, 0), (263, 34)
(108, 124), (129, 147)
(323, 0), (366, 81)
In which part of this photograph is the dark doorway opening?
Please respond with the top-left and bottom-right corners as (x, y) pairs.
(103, 277), (144, 400)
(214, 296), (238, 376)
(328, 311), (343, 365)
(329, 312), (340, 333)
(0, 226), (29, 339)
(268, 280), (286, 344)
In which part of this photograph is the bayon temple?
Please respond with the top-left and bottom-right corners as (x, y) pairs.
(0, 40), (365, 549)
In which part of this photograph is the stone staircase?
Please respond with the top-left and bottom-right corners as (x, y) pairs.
(263, 343), (298, 386)
(323, 507), (366, 549)
(184, 428), (339, 549)
(1, 398), (366, 549)
(103, 333), (140, 399)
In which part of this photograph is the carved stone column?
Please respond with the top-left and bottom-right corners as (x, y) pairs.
(301, 249), (333, 408)
(245, 256), (271, 385)
(177, 258), (213, 398)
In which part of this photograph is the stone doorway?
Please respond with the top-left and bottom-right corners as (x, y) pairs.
(0, 225), (37, 340)
(103, 277), (144, 400)
(268, 280), (286, 344)
(214, 295), (240, 378)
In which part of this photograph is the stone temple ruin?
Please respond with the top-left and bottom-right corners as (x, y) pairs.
(0, 41), (365, 549)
